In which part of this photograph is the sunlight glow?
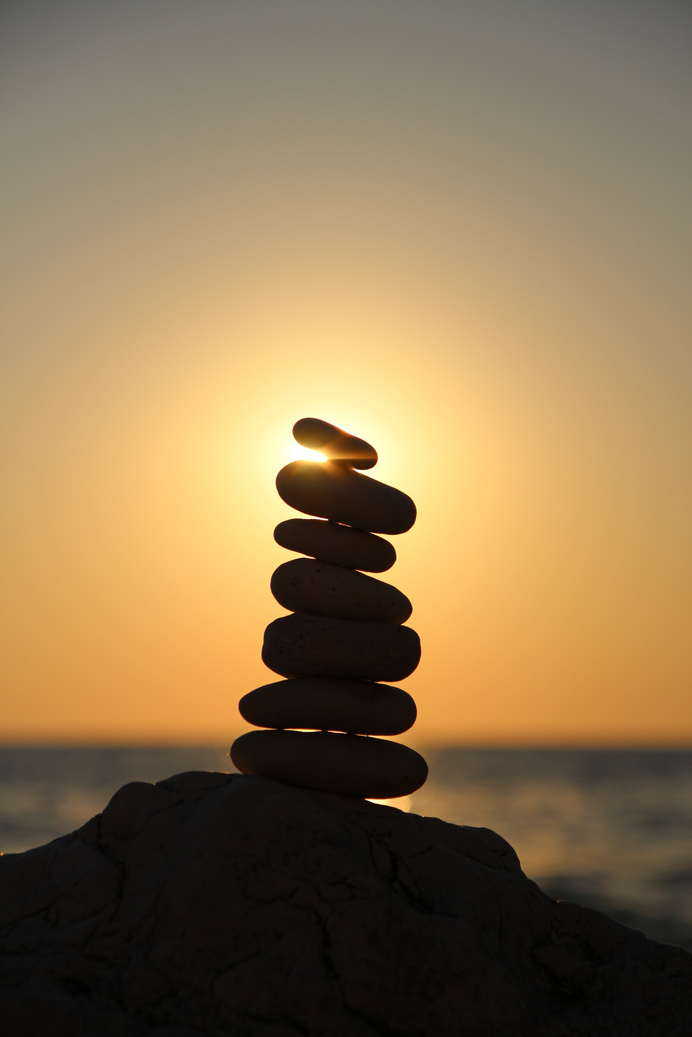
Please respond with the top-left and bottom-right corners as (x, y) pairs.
(290, 445), (327, 463)
(4, 1), (692, 748)
(367, 796), (412, 812)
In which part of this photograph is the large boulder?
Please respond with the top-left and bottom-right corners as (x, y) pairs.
(1, 772), (690, 1036)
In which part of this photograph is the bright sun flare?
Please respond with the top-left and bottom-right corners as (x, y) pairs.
(290, 445), (327, 463)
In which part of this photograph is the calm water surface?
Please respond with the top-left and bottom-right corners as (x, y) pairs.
(1, 745), (690, 951)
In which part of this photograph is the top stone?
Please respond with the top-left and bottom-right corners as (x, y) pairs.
(293, 417), (378, 470)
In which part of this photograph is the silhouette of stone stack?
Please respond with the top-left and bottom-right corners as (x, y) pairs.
(231, 418), (428, 800)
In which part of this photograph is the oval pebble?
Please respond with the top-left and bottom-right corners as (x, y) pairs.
(262, 612), (421, 681)
(293, 417), (377, 470)
(276, 461), (416, 534)
(230, 729), (428, 798)
(274, 518), (396, 572)
(271, 559), (412, 624)
(239, 677), (417, 735)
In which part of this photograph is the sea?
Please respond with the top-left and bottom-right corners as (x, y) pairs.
(1, 745), (691, 952)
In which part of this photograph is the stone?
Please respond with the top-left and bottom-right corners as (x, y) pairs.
(274, 518), (396, 572)
(262, 612), (421, 682)
(2, 774), (691, 1036)
(238, 677), (417, 734)
(231, 730), (428, 798)
(276, 461), (416, 534)
(293, 417), (377, 469)
(270, 559), (412, 624)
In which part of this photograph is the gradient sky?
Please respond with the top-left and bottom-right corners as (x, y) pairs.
(2, 0), (691, 746)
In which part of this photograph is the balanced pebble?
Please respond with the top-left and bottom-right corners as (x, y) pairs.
(274, 518), (396, 572)
(276, 461), (416, 534)
(293, 417), (377, 470)
(230, 729), (428, 798)
(262, 612), (421, 682)
(239, 677), (417, 735)
(271, 559), (412, 624)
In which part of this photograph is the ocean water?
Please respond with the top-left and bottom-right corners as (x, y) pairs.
(1, 745), (691, 952)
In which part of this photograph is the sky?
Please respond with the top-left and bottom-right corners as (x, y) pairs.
(2, 0), (691, 747)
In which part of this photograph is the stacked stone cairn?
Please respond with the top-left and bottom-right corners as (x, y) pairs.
(230, 417), (428, 799)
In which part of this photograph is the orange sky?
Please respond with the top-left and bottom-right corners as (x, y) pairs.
(2, 0), (691, 746)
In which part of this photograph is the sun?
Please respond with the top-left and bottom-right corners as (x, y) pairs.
(289, 444), (327, 464)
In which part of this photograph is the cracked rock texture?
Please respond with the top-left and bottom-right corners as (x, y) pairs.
(1, 772), (691, 1036)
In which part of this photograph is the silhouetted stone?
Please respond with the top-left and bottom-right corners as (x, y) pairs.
(242, 418), (423, 802)
(274, 518), (396, 572)
(2, 774), (690, 1036)
(262, 612), (421, 682)
(276, 461), (416, 534)
(231, 731), (428, 798)
(271, 558), (412, 624)
(293, 417), (378, 469)
(239, 677), (417, 735)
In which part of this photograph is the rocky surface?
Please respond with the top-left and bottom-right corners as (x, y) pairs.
(2, 772), (691, 1036)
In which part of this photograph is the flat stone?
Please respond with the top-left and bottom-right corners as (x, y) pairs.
(270, 559), (412, 624)
(239, 677), (417, 735)
(276, 461), (416, 534)
(262, 612), (421, 681)
(293, 417), (377, 470)
(230, 730), (428, 798)
(274, 518), (396, 572)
